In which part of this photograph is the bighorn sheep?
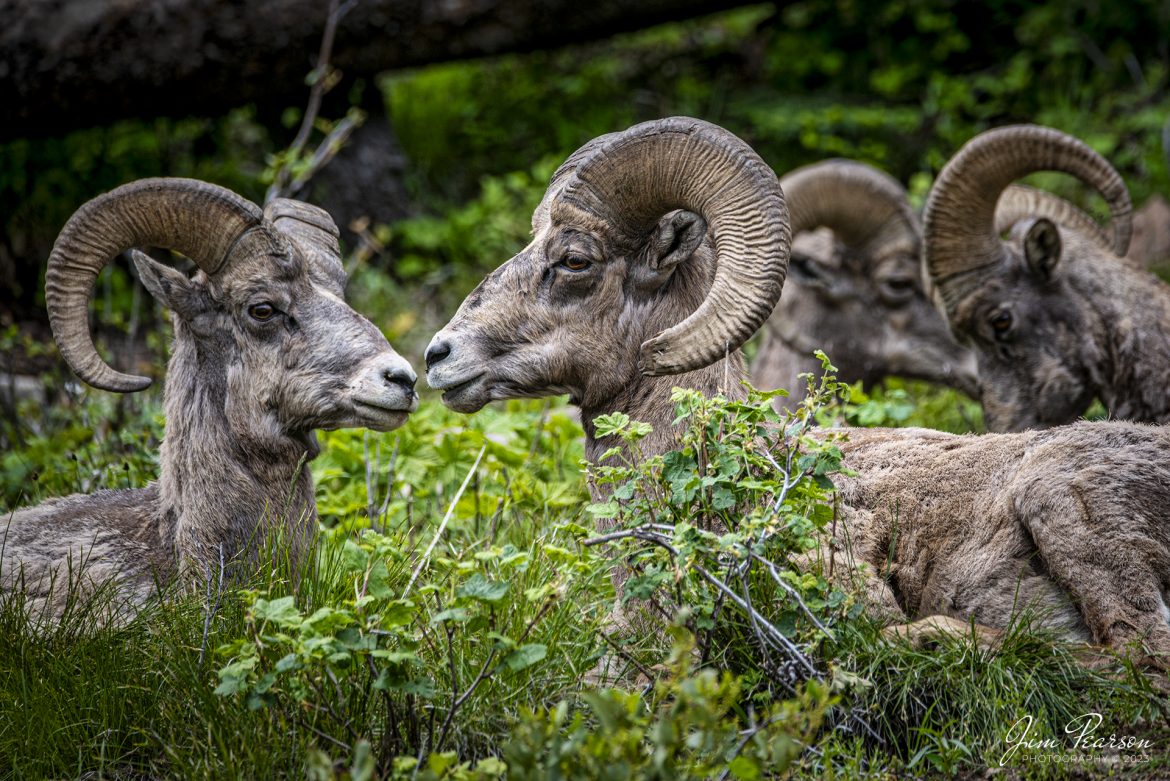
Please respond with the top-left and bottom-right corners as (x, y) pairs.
(923, 124), (1170, 432)
(751, 165), (1129, 411)
(750, 160), (978, 406)
(1, 179), (418, 621)
(427, 117), (1170, 666)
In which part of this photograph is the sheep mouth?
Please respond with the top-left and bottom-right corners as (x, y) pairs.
(351, 398), (416, 431)
(433, 374), (490, 413)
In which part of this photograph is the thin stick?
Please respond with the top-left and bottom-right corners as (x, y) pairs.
(402, 445), (486, 598)
(265, 0), (359, 203)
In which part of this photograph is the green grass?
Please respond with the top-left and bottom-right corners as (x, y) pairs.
(2, 386), (1166, 778)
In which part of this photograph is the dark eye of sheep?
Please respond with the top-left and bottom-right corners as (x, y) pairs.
(561, 256), (591, 272)
(882, 276), (916, 299)
(989, 310), (1013, 335)
(249, 302), (277, 321)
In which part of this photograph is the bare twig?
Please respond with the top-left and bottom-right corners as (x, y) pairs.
(284, 113), (363, 200)
(598, 629), (658, 684)
(376, 439), (401, 526)
(198, 545), (226, 665)
(749, 551), (834, 638)
(265, 0), (360, 204)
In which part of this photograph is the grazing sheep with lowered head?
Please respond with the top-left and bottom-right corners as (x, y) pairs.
(923, 124), (1170, 431)
(427, 117), (1170, 667)
(751, 160), (978, 407)
(1, 179), (418, 621)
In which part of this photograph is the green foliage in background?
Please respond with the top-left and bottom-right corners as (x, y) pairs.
(385, 1), (1170, 216)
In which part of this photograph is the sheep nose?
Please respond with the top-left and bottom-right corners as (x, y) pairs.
(425, 339), (451, 369)
(383, 367), (417, 395)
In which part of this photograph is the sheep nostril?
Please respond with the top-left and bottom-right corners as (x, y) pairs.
(384, 368), (417, 395)
(425, 340), (452, 369)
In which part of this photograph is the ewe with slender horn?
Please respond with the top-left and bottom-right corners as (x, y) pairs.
(751, 160), (978, 405)
(3, 178), (418, 622)
(923, 124), (1170, 431)
(431, 118), (1170, 669)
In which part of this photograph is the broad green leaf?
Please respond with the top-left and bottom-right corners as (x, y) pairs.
(504, 643), (547, 672)
(252, 596), (301, 625)
(431, 607), (472, 624)
(457, 573), (509, 604)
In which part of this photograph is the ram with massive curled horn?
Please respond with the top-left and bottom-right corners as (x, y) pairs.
(427, 117), (1170, 667)
(1, 179), (418, 622)
(923, 124), (1170, 431)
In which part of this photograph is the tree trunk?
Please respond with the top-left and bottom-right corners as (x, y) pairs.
(0, 0), (750, 141)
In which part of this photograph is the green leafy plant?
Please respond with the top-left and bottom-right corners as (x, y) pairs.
(213, 515), (609, 765)
(502, 626), (832, 781)
(581, 355), (862, 708)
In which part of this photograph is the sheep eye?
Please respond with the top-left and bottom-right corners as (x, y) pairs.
(881, 277), (916, 299)
(249, 302), (277, 322)
(989, 310), (1013, 335)
(561, 256), (591, 272)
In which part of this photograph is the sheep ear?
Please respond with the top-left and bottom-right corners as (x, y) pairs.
(130, 250), (209, 321)
(1023, 218), (1062, 280)
(648, 210), (707, 272)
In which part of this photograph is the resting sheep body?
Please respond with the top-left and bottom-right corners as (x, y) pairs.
(1, 179), (418, 621)
(834, 422), (1170, 658)
(427, 117), (1170, 666)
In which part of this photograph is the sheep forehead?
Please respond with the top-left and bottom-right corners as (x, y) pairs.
(214, 229), (354, 306)
(792, 229), (842, 268)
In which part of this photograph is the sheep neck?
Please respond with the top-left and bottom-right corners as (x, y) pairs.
(155, 327), (317, 579)
(1067, 255), (1170, 422)
(579, 351), (747, 466)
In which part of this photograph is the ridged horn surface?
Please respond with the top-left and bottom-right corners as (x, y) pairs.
(781, 159), (919, 250)
(994, 184), (1123, 253)
(46, 178), (262, 392)
(551, 117), (791, 377)
(923, 124), (1132, 318)
(265, 198), (344, 285)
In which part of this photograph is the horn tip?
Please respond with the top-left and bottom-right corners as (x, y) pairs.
(638, 339), (689, 377)
(85, 373), (153, 393)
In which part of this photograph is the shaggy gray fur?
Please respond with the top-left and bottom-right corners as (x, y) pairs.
(2, 186), (417, 622)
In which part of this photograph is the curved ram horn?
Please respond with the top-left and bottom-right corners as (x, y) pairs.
(923, 124), (1132, 318)
(552, 116), (791, 377)
(994, 184), (1123, 254)
(264, 198), (345, 286)
(781, 159), (919, 251)
(46, 178), (262, 392)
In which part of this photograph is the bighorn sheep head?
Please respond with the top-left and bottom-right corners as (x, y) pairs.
(923, 125), (1133, 432)
(46, 178), (417, 436)
(425, 117), (790, 414)
(757, 160), (978, 398)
